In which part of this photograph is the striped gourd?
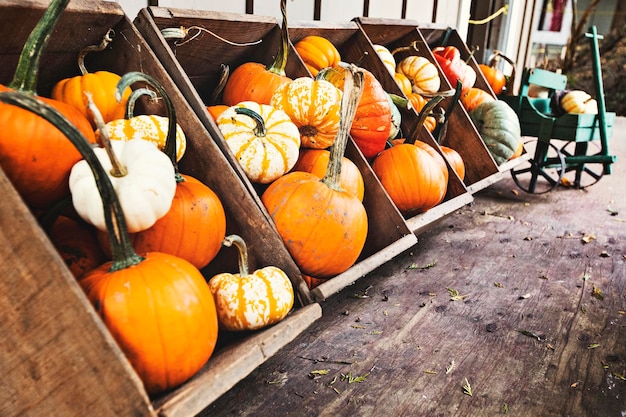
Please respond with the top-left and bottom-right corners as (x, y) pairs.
(397, 56), (441, 95)
(270, 77), (342, 149)
(216, 101), (301, 184)
(374, 44), (396, 75)
(98, 115), (187, 162)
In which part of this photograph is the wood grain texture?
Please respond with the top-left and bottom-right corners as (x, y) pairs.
(200, 117), (626, 417)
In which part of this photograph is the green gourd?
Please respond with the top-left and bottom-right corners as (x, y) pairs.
(470, 101), (521, 165)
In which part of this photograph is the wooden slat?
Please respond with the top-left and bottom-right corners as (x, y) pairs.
(153, 303), (322, 417)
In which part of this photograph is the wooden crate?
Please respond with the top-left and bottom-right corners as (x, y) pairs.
(285, 20), (473, 234)
(356, 17), (504, 192)
(0, 2), (322, 416)
(133, 7), (418, 303)
(417, 23), (532, 176)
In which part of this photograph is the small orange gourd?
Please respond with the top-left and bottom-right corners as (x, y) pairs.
(222, 0), (291, 105)
(293, 35), (341, 77)
(51, 29), (132, 127)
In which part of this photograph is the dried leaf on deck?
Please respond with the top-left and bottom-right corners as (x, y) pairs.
(581, 234), (596, 244)
(591, 286), (605, 300)
(462, 378), (473, 396)
(447, 287), (468, 301)
(407, 260), (438, 270)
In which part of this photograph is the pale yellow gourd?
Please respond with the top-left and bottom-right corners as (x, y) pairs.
(561, 90), (598, 114)
(97, 115), (187, 162)
(397, 56), (441, 95)
(374, 44), (396, 75)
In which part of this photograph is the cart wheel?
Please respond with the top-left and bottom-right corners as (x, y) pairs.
(558, 141), (604, 188)
(510, 139), (566, 194)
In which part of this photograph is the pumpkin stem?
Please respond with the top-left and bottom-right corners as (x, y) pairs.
(87, 93), (128, 178)
(222, 234), (249, 276)
(267, 0), (289, 76)
(434, 80), (463, 144)
(77, 29), (114, 75)
(390, 41), (419, 57)
(406, 94), (444, 145)
(116, 71), (183, 180)
(124, 88), (158, 119)
(209, 64), (230, 105)
(8, 0), (70, 93)
(0, 91), (144, 270)
(234, 107), (267, 137)
(322, 63), (364, 190)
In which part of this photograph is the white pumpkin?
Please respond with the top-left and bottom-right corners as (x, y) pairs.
(69, 138), (176, 233)
(374, 44), (396, 75)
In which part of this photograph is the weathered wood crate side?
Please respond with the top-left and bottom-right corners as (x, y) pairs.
(355, 17), (506, 194)
(0, 173), (156, 417)
(287, 21), (473, 236)
(418, 23), (532, 174)
(0, 1), (321, 416)
(133, 8), (418, 303)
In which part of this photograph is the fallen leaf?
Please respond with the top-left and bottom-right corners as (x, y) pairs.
(581, 234), (596, 244)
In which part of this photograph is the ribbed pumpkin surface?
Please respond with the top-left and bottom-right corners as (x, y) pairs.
(397, 56), (441, 95)
(217, 101), (301, 183)
(80, 252), (219, 395)
(372, 143), (447, 214)
(270, 77), (342, 149)
(98, 114), (187, 162)
(262, 171), (368, 278)
(0, 86), (96, 208)
(209, 266), (294, 331)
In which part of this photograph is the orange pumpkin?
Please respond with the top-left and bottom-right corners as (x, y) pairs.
(51, 30), (132, 127)
(393, 72), (413, 96)
(222, 1), (291, 105)
(293, 35), (341, 77)
(440, 145), (465, 180)
(479, 63), (507, 95)
(207, 104), (229, 121)
(98, 174), (227, 270)
(319, 65), (392, 159)
(0, 0), (97, 209)
(292, 148), (365, 202)
(372, 141), (448, 215)
(461, 87), (495, 112)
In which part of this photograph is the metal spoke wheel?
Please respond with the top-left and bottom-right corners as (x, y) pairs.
(558, 141), (604, 189)
(510, 139), (566, 194)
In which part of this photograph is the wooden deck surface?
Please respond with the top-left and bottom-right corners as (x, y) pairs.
(202, 117), (626, 417)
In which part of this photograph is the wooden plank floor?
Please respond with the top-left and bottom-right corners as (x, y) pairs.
(202, 118), (626, 417)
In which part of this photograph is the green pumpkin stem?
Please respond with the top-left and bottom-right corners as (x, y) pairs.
(116, 71), (183, 181)
(0, 90), (144, 271)
(222, 234), (249, 276)
(406, 95), (444, 145)
(209, 64), (230, 105)
(267, 0), (289, 76)
(124, 88), (158, 119)
(8, 0), (70, 93)
(322, 63), (364, 190)
(434, 80), (463, 144)
(234, 107), (267, 137)
(78, 29), (114, 75)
